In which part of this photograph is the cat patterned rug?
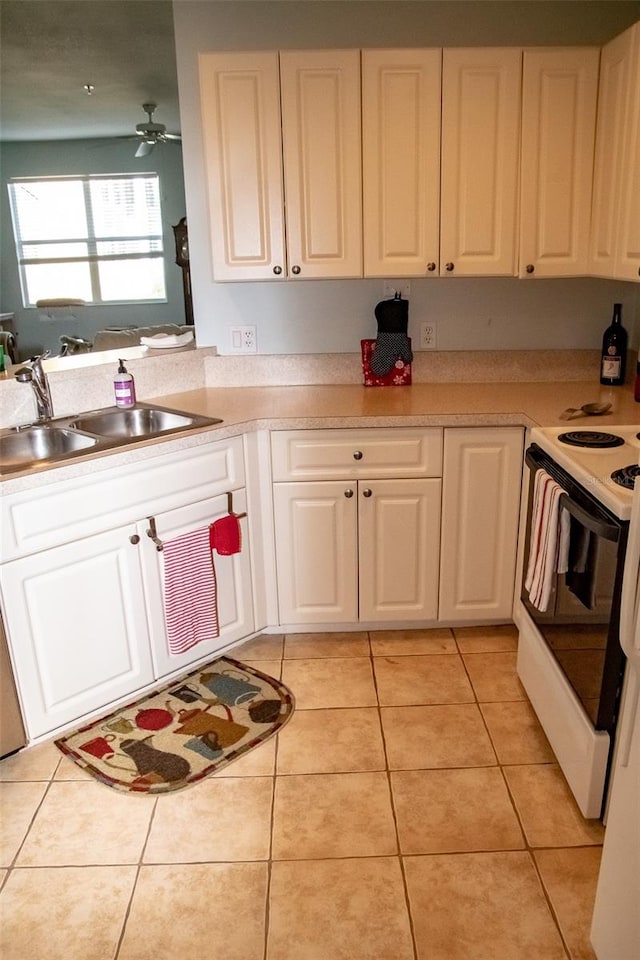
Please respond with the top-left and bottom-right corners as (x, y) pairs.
(55, 657), (294, 794)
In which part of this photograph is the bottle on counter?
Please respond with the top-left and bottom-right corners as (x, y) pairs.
(600, 303), (627, 386)
(113, 358), (136, 408)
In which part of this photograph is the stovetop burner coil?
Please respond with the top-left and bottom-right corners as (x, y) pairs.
(558, 431), (625, 449)
(611, 464), (640, 490)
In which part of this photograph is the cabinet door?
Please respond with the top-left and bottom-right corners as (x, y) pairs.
(280, 50), (362, 278)
(199, 51), (286, 281)
(441, 48), (521, 277)
(615, 22), (640, 281)
(362, 48), (441, 277)
(520, 48), (599, 278)
(273, 481), (358, 624)
(143, 491), (254, 678)
(1, 527), (153, 739)
(358, 479), (441, 622)
(439, 428), (524, 622)
(589, 27), (635, 277)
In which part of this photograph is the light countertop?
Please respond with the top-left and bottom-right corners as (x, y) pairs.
(2, 380), (638, 493)
(153, 381), (640, 431)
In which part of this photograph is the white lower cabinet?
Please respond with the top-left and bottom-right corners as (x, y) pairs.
(273, 478), (441, 625)
(439, 427), (524, 621)
(0, 437), (254, 740)
(1, 526), (154, 740)
(358, 479), (441, 622)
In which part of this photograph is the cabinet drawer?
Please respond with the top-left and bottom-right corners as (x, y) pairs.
(1, 435), (245, 560)
(271, 428), (443, 480)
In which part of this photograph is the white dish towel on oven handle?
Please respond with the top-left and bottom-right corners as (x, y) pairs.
(525, 469), (570, 612)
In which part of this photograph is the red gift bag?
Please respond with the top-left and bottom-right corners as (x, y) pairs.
(361, 339), (412, 387)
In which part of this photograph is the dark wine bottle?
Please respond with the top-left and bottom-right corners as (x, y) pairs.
(600, 303), (627, 386)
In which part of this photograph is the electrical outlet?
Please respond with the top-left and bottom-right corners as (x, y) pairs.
(420, 321), (437, 350)
(229, 325), (257, 353)
(382, 279), (411, 300)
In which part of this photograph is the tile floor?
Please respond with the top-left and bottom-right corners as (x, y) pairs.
(0, 626), (605, 960)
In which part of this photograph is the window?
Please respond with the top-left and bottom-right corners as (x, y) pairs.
(8, 173), (166, 307)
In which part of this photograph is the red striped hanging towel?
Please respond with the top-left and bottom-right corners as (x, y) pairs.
(162, 526), (219, 655)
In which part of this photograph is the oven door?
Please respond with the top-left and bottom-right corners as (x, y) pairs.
(516, 444), (628, 818)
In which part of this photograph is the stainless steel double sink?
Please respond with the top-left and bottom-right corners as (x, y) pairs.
(0, 403), (223, 474)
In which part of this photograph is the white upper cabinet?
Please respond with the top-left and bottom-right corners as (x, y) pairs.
(200, 49), (361, 281)
(440, 48), (522, 277)
(614, 21), (640, 281)
(589, 28), (635, 276)
(362, 48), (441, 277)
(519, 48), (600, 278)
(200, 52), (286, 281)
(279, 50), (363, 278)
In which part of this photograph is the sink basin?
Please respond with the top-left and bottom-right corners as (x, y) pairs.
(0, 404), (223, 475)
(0, 426), (97, 469)
(70, 407), (202, 438)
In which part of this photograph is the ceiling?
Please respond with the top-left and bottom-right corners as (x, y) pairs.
(0, 0), (180, 141)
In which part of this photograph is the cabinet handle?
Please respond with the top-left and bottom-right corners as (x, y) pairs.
(353, 450), (363, 461)
(362, 488), (372, 498)
(526, 264), (535, 274)
(146, 516), (164, 552)
(129, 534), (140, 545)
(273, 265), (282, 276)
(291, 265), (301, 275)
(445, 262), (454, 272)
(344, 489), (354, 498)
(426, 262), (436, 272)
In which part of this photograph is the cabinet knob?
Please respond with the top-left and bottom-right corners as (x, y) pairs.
(129, 534), (140, 545)
(445, 262), (454, 272)
(273, 265), (282, 275)
(426, 262), (436, 272)
(362, 488), (372, 498)
(344, 488), (354, 498)
(353, 450), (363, 461)
(291, 265), (301, 275)
(526, 264), (535, 274)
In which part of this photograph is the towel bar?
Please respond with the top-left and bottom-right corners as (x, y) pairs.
(226, 491), (247, 519)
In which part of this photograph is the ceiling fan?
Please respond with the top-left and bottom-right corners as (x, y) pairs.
(131, 102), (181, 157)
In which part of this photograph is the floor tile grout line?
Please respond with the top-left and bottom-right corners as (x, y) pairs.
(113, 795), (159, 960)
(264, 667), (282, 960)
(368, 630), (420, 960)
(497, 758), (577, 960)
(2, 768), (57, 877)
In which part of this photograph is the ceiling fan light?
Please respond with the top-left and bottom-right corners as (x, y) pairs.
(135, 140), (154, 158)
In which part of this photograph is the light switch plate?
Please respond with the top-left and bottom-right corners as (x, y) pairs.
(229, 325), (257, 353)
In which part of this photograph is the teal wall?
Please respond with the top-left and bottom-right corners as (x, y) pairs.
(174, 1), (639, 355)
(0, 138), (187, 359)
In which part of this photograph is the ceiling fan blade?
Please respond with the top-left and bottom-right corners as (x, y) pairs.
(135, 140), (155, 158)
(162, 133), (182, 142)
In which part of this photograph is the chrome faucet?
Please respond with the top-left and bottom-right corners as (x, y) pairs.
(15, 351), (54, 421)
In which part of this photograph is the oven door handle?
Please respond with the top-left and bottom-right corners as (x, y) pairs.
(525, 449), (621, 543)
(557, 495), (620, 543)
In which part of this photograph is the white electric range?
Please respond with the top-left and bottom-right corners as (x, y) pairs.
(517, 421), (640, 819)
(529, 424), (640, 520)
